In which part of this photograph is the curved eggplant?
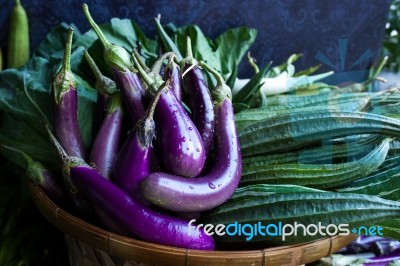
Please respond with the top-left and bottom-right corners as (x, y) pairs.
(70, 166), (215, 250)
(181, 37), (215, 155)
(52, 27), (86, 159)
(88, 92), (130, 234)
(111, 68), (147, 124)
(132, 52), (206, 178)
(89, 92), (124, 179)
(114, 83), (165, 202)
(141, 62), (242, 212)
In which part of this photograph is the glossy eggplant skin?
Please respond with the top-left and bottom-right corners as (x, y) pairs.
(111, 68), (147, 125)
(164, 57), (182, 101)
(114, 122), (152, 203)
(141, 97), (242, 212)
(53, 88), (86, 159)
(154, 85), (206, 177)
(183, 65), (215, 155)
(90, 92), (124, 179)
(70, 166), (215, 250)
(52, 28), (86, 159)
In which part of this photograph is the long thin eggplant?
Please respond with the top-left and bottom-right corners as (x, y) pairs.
(82, 53), (129, 233)
(132, 51), (206, 177)
(83, 4), (146, 124)
(114, 82), (166, 202)
(0, 144), (67, 206)
(44, 122), (93, 217)
(52, 27), (86, 159)
(45, 123), (131, 233)
(70, 166), (215, 250)
(141, 62), (242, 212)
(89, 92), (124, 179)
(181, 37), (215, 155)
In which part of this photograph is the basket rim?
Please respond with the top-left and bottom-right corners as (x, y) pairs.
(30, 182), (357, 266)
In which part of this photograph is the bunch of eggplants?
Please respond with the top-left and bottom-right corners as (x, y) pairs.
(38, 4), (244, 250)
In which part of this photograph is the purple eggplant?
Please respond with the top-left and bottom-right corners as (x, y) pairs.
(132, 51), (206, 177)
(45, 123), (131, 233)
(141, 62), (242, 212)
(70, 166), (215, 250)
(83, 52), (129, 233)
(181, 37), (215, 155)
(164, 54), (182, 101)
(114, 82), (166, 203)
(0, 144), (67, 205)
(84, 50), (117, 129)
(83, 4), (146, 124)
(89, 92), (124, 179)
(52, 27), (86, 159)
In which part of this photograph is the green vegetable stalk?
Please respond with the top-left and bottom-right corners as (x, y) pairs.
(7, 0), (30, 68)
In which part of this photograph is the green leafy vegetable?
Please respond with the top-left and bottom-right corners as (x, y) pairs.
(170, 25), (257, 81)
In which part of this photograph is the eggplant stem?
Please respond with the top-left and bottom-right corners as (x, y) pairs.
(132, 49), (153, 85)
(200, 61), (224, 87)
(151, 51), (174, 76)
(186, 36), (194, 59)
(42, 121), (68, 162)
(85, 50), (117, 95)
(82, 4), (111, 48)
(132, 49), (151, 73)
(62, 27), (74, 72)
(137, 80), (169, 147)
(84, 50), (102, 81)
(0, 144), (33, 168)
(132, 49), (165, 93)
(200, 61), (232, 102)
(53, 27), (76, 104)
(180, 36), (198, 71)
(0, 144), (46, 184)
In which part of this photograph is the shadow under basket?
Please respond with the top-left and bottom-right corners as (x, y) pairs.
(30, 182), (357, 266)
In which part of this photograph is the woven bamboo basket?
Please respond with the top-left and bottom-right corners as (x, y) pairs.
(30, 182), (357, 266)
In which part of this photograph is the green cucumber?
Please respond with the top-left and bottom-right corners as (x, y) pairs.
(200, 189), (400, 245)
(335, 154), (400, 201)
(235, 96), (370, 131)
(239, 111), (400, 156)
(240, 138), (390, 189)
(242, 134), (382, 165)
(7, 0), (30, 68)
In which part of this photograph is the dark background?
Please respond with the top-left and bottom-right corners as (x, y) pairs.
(0, 0), (391, 80)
